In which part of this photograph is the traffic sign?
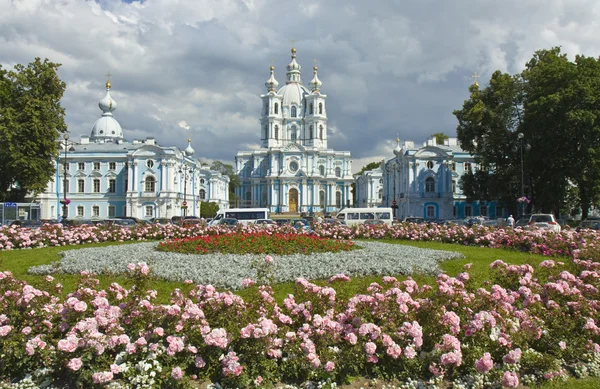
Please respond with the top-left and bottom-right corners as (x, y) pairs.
(182, 201), (187, 206)
(3, 202), (16, 208)
(392, 199), (397, 206)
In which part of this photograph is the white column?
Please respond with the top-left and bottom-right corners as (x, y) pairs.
(127, 161), (133, 192)
(133, 162), (139, 192)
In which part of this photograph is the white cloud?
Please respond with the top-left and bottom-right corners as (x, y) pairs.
(1, 0), (599, 163)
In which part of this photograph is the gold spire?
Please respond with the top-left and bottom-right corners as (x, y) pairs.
(291, 39), (296, 55)
(471, 72), (480, 87)
(313, 58), (318, 71)
(187, 138), (191, 143)
(105, 71), (112, 89)
(270, 65), (275, 71)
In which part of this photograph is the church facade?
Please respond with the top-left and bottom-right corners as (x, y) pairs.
(36, 79), (230, 221)
(235, 48), (353, 213)
(356, 136), (501, 220)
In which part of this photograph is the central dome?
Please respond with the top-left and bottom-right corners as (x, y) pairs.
(278, 83), (310, 107)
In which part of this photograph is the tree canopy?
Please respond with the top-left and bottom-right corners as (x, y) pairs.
(209, 160), (239, 204)
(453, 47), (600, 218)
(0, 58), (67, 201)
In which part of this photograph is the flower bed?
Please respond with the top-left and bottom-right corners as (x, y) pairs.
(28, 241), (463, 290)
(156, 232), (359, 255)
(2, 255), (600, 388)
(1, 222), (598, 262)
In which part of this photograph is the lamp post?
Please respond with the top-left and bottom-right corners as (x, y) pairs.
(513, 132), (531, 218)
(179, 165), (190, 218)
(62, 134), (69, 220)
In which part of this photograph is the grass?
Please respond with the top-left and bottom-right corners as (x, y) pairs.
(0, 238), (598, 389)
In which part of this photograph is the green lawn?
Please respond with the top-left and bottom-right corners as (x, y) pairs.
(0, 239), (598, 389)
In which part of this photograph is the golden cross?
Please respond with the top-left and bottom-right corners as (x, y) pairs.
(291, 39), (296, 48)
(105, 71), (112, 81)
(396, 132), (400, 143)
(472, 72), (480, 85)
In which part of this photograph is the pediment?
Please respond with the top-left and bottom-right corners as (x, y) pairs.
(105, 171), (118, 178)
(75, 171), (87, 178)
(284, 143), (304, 153)
(90, 171), (103, 178)
(414, 146), (448, 158)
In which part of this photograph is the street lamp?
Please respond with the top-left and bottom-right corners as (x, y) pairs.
(512, 132), (531, 218)
(179, 165), (190, 218)
(61, 134), (70, 220)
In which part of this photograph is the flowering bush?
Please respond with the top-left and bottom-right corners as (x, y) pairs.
(1, 222), (598, 262)
(2, 253), (600, 388)
(156, 232), (358, 255)
(517, 196), (531, 204)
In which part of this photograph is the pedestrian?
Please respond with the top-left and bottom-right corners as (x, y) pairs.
(507, 214), (515, 228)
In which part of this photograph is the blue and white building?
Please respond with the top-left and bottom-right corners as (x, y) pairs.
(235, 48), (354, 213)
(36, 79), (230, 220)
(355, 166), (384, 208)
(356, 136), (500, 220)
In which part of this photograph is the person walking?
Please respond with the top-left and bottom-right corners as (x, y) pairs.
(507, 214), (515, 228)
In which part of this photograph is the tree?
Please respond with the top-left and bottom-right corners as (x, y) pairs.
(209, 161), (239, 204)
(0, 58), (67, 201)
(453, 71), (524, 215)
(431, 132), (449, 145)
(200, 201), (219, 218)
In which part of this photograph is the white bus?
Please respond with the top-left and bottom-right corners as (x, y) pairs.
(209, 208), (270, 226)
(336, 207), (394, 226)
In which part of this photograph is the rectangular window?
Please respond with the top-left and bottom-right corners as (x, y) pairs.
(465, 205), (472, 217)
(145, 206), (153, 217)
(464, 162), (471, 172)
(92, 206), (100, 217)
(78, 162), (85, 170)
(451, 162), (456, 172)
(77, 206), (84, 217)
(78, 179), (85, 193)
(125, 179), (128, 192)
(426, 206), (435, 218)
(93, 162), (100, 170)
(108, 206), (116, 218)
(108, 179), (116, 193)
(453, 205), (457, 218)
(360, 212), (375, 220)
(480, 205), (488, 217)
(347, 212), (359, 220)
(93, 179), (100, 193)
(452, 180), (457, 193)
(123, 206), (127, 217)
(109, 162), (116, 170)
(63, 179), (69, 194)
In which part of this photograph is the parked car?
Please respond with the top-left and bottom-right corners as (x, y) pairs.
(217, 218), (239, 228)
(404, 217), (426, 224)
(17, 220), (44, 229)
(151, 218), (172, 225)
(110, 219), (138, 227)
(255, 219), (277, 225)
(528, 214), (561, 233)
(61, 219), (96, 227)
(514, 218), (530, 229)
(293, 219), (310, 232)
(274, 219), (291, 226)
(181, 219), (203, 227)
(577, 218), (600, 231)
(363, 219), (386, 226)
(483, 219), (499, 228)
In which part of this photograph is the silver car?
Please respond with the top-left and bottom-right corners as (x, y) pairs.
(528, 214), (561, 233)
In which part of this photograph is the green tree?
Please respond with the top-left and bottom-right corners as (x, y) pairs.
(453, 71), (524, 215)
(200, 201), (219, 218)
(431, 132), (449, 145)
(0, 58), (67, 201)
(209, 160), (239, 205)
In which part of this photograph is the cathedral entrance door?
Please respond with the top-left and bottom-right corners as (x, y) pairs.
(288, 188), (298, 213)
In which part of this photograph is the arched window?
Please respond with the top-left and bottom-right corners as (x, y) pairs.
(264, 125), (268, 139)
(426, 161), (434, 169)
(464, 162), (471, 171)
(265, 102), (268, 115)
(335, 167), (341, 177)
(291, 106), (297, 117)
(290, 127), (297, 142)
(378, 189), (383, 199)
(425, 177), (435, 192)
(318, 102), (323, 114)
(199, 189), (206, 200)
(274, 103), (279, 114)
(145, 176), (156, 192)
(309, 103), (313, 114)
(275, 125), (279, 140)
(309, 125), (313, 139)
(319, 190), (325, 207)
(336, 191), (342, 208)
(319, 165), (325, 176)
(245, 191), (251, 201)
(319, 125), (324, 140)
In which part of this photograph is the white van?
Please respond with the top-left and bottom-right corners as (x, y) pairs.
(336, 207), (393, 226)
(209, 208), (270, 226)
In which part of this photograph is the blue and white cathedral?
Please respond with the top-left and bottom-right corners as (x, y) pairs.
(235, 48), (353, 213)
(36, 78), (230, 220)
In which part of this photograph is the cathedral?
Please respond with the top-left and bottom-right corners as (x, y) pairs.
(235, 48), (354, 213)
(36, 79), (230, 221)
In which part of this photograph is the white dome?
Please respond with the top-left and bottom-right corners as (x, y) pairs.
(277, 83), (309, 107)
(91, 116), (123, 139)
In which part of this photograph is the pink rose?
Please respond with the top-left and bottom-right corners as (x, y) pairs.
(324, 361), (335, 372)
(474, 352), (494, 373)
(67, 358), (83, 371)
(502, 371), (519, 388)
(171, 366), (184, 380)
(265, 255), (274, 264)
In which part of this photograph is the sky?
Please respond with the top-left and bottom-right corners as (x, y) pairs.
(2, 0), (600, 173)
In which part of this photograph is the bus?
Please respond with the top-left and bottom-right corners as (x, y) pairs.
(209, 208), (270, 226)
(336, 207), (394, 226)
